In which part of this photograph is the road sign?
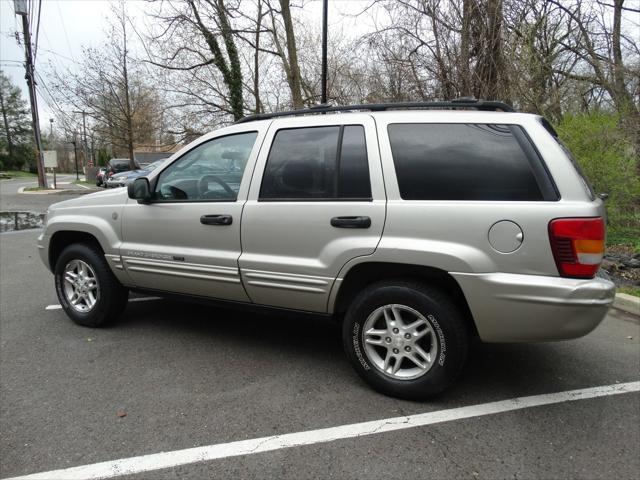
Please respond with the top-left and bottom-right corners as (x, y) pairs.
(43, 150), (58, 168)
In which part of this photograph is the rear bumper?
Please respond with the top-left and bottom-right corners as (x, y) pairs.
(452, 271), (615, 342)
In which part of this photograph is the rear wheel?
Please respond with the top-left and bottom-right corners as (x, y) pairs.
(343, 280), (468, 400)
(54, 243), (128, 327)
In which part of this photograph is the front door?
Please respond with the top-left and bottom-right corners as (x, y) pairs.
(120, 126), (266, 301)
(239, 114), (386, 312)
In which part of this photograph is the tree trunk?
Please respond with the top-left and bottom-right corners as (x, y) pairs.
(254, 0), (263, 114)
(215, 0), (244, 120)
(460, 0), (472, 97)
(279, 0), (304, 108)
(611, 0), (639, 161)
(120, 9), (136, 169)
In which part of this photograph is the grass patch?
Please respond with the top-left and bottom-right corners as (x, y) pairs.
(618, 286), (640, 297)
(0, 170), (37, 179)
(23, 186), (54, 192)
(608, 226), (640, 254)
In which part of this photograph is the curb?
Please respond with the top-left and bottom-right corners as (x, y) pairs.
(17, 185), (99, 195)
(613, 293), (640, 316)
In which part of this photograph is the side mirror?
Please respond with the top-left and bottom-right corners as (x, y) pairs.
(128, 177), (152, 203)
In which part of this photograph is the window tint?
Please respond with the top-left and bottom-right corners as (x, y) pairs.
(260, 125), (371, 200)
(388, 124), (544, 201)
(339, 126), (371, 198)
(155, 131), (257, 201)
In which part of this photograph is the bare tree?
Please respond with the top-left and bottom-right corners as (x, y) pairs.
(49, 2), (163, 168)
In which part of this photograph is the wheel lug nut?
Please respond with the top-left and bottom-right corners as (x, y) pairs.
(393, 348), (399, 354)
(404, 333), (411, 339)
(405, 346), (411, 352)
(392, 328), (399, 334)
(385, 337), (391, 343)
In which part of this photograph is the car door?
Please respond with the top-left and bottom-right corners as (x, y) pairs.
(239, 114), (386, 312)
(120, 125), (267, 301)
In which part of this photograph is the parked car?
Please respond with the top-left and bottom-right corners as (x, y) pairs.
(95, 167), (107, 187)
(105, 160), (166, 188)
(37, 100), (615, 400)
(105, 158), (140, 184)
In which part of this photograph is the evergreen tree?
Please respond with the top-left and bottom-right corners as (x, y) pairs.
(0, 71), (34, 171)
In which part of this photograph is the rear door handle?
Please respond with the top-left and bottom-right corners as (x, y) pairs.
(200, 214), (233, 226)
(330, 216), (371, 228)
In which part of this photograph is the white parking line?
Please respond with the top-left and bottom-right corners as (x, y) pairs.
(4, 381), (638, 480)
(44, 297), (162, 311)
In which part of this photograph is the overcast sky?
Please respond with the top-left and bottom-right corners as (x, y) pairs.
(2, 0), (636, 130)
(0, 0), (377, 126)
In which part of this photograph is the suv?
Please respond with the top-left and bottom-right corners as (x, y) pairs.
(37, 100), (615, 400)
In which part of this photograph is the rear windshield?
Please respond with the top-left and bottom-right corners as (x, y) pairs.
(387, 123), (556, 201)
(111, 162), (134, 172)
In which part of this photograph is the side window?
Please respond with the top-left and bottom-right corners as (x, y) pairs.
(260, 125), (371, 200)
(155, 131), (257, 201)
(387, 123), (545, 201)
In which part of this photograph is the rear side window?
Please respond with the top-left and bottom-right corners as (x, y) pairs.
(388, 123), (552, 201)
(540, 117), (595, 201)
(260, 125), (371, 200)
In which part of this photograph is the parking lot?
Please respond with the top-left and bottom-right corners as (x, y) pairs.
(1, 229), (639, 479)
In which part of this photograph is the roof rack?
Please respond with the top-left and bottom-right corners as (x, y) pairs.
(235, 98), (516, 124)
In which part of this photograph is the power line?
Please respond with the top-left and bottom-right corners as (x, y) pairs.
(33, 0), (42, 60)
(35, 46), (81, 65)
(55, 1), (76, 64)
(34, 70), (76, 125)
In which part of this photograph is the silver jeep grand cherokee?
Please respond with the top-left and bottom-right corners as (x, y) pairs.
(38, 100), (615, 400)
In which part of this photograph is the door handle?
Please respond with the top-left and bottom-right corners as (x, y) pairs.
(330, 216), (371, 228)
(200, 214), (233, 226)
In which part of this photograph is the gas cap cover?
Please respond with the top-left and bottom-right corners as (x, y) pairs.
(488, 220), (524, 253)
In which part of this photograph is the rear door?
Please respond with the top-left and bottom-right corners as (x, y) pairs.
(239, 114), (385, 312)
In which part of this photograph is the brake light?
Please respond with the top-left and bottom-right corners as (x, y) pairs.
(548, 217), (605, 279)
(108, 172), (113, 177)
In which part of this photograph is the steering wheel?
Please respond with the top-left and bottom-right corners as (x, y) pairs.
(197, 174), (235, 197)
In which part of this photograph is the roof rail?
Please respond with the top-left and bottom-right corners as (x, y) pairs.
(235, 98), (516, 124)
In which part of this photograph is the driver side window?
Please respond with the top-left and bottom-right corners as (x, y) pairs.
(155, 131), (258, 202)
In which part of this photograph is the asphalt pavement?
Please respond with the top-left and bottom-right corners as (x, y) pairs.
(1, 230), (639, 479)
(0, 175), (97, 212)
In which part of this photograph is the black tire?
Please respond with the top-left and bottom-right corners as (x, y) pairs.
(342, 280), (468, 400)
(54, 243), (129, 327)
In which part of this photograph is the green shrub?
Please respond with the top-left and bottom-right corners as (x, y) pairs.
(556, 111), (639, 234)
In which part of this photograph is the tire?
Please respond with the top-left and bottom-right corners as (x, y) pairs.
(342, 280), (468, 400)
(54, 243), (129, 327)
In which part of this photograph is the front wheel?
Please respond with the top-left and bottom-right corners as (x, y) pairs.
(54, 243), (129, 327)
(343, 280), (468, 400)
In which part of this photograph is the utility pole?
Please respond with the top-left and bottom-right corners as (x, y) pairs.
(14, 0), (47, 188)
(321, 0), (328, 104)
(49, 118), (53, 137)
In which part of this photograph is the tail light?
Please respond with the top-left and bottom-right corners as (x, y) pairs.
(108, 172), (113, 177)
(548, 217), (605, 279)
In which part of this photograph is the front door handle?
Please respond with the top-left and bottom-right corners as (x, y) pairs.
(330, 216), (371, 228)
(200, 214), (233, 226)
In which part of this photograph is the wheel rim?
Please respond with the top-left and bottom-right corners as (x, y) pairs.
(62, 259), (100, 313)
(362, 304), (438, 380)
